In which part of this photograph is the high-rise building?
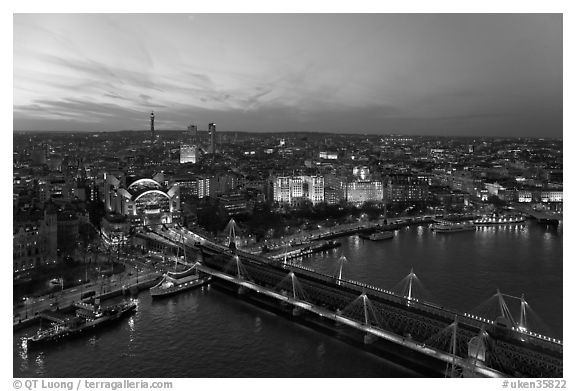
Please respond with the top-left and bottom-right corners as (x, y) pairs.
(208, 123), (216, 154)
(180, 123), (199, 163)
(188, 124), (198, 138)
(150, 112), (155, 141)
(171, 176), (211, 200)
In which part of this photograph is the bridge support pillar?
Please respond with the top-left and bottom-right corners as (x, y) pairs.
(334, 310), (344, 327)
(237, 286), (248, 296)
(364, 333), (378, 345)
(292, 306), (303, 317)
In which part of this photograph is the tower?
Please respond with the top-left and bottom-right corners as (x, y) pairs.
(150, 112), (155, 141)
(209, 122), (216, 154)
(187, 123), (198, 144)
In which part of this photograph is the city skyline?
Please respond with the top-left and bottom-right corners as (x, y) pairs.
(14, 14), (562, 137)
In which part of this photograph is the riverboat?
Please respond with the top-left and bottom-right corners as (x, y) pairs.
(431, 221), (476, 233)
(26, 300), (136, 347)
(359, 230), (395, 241)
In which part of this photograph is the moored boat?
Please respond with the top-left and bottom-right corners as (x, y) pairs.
(26, 300), (136, 347)
(150, 265), (211, 298)
(359, 230), (395, 241)
(474, 214), (525, 225)
(431, 221), (476, 233)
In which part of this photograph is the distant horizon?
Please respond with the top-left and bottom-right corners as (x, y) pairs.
(12, 128), (563, 140)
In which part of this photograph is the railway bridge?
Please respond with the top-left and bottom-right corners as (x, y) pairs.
(145, 225), (563, 378)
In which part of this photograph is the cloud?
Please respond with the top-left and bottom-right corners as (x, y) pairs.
(13, 14), (562, 137)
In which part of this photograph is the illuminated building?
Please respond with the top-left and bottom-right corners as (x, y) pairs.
(518, 190), (533, 203)
(539, 189), (562, 203)
(100, 213), (130, 246)
(180, 123), (200, 163)
(352, 166), (370, 180)
(104, 172), (180, 226)
(386, 174), (429, 204)
(346, 180), (384, 205)
(180, 144), (198, 164)
(209, 122), (216, 154)
(171, 176), (211, 200)
(273, 176), (324, 206)
(324, 186), (341, 205)
(319, 151), (338, 160)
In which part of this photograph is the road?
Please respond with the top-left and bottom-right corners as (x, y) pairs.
(14, 269), (160, 321)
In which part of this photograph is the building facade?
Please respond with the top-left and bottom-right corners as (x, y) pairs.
(273, 175), (325, 206)
(180, 144), (199, 164)
(104, 172), (180, 226)
(346, 180), (384, 205)
(386, 174), (429, 204)
(13, 210), (57, 272)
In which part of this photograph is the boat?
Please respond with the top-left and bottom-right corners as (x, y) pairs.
(150, 265), (211, 298)
(474, 214), (526, 225)
(315, 240), (342, 251)
(359, 230), (395, 241)
(150, 230), (212, 298)
(49, 278), (62, 286)
(26, 300), (136, 347)
(431, 221), (476, 233)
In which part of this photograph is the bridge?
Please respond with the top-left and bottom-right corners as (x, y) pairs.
(145, 224), (563, 378)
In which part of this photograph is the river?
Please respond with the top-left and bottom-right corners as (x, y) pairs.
(13, 220), (562, 377)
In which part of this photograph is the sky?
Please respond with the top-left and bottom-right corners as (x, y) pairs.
(13, 13), (563, 137)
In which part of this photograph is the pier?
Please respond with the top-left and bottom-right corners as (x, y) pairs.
(13, 271), (161, 331)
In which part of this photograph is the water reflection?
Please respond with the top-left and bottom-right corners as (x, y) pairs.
(351, 235), (360, 251)
(316, 342), (325, 359)
(128, 317), (135, 343)
(88, 335), (98, 347)
(18, 337), (27, 360)
(34, 352), (46, 376)
(305, 221), (561, 337)
(254, 316), (262, 334)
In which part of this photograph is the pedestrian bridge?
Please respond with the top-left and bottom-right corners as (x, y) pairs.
(149, 225), (563, 378)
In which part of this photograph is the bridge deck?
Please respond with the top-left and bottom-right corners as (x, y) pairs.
(196, 263), (504, 378)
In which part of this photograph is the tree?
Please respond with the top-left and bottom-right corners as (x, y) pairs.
(87, 200), (106, 229)
(487, 195), (507, 207)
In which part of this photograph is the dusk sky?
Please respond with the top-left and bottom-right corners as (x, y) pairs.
(13, 13), (562, 137)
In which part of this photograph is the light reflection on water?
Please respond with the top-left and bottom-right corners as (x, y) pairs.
(254, 316), (262, 334)
(34, 352), (45, 376)
(302, 221), (562, 337)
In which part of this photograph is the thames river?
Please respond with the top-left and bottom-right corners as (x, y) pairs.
(14, 220), (562, 377)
